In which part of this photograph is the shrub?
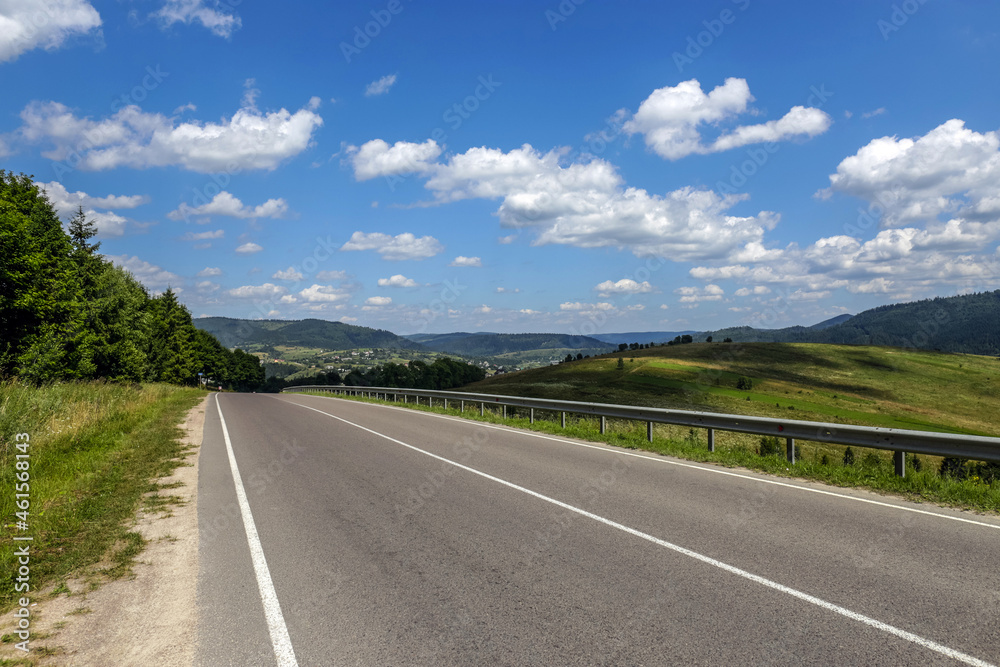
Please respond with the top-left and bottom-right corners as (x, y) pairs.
(820, 454), (830, 466)
(736, 376), (754, 391)
(940, 457), (968, 480)
(909, 454), (922, 473)
(758, 436), (782, 457)
(843, 447), (855, 466)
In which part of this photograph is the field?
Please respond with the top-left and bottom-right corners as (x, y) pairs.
(465, 342), (1000, 436)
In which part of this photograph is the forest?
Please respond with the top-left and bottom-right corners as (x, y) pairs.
(0, 171), (264, 390)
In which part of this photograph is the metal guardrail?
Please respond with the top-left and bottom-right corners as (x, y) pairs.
(282, 385), (1000, 475)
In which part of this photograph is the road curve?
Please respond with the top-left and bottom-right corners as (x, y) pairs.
(195, 392), (1000, 666)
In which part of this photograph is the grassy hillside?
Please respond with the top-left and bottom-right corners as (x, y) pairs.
(706, 290), (1000, 356)
(416, 332), (611, 357)
(464, 342), (1000, 437)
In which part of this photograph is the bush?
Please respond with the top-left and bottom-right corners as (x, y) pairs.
(909, 454), (922, 473)
(940, 457), (968, 479)
(758, 436), (782, 457)
(843, 447), (855, 466)
(736, 376), (754, 391)
(820, 454), (830, 466)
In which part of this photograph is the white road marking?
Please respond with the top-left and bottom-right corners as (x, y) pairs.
(289, 398), (995, 667)
(283, 393), (1000, 531)
(216, 395), (299, 667)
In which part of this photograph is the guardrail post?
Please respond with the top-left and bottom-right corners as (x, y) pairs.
(894, 451), (906, 477)
(480, 402), (485, 416)
(561, 412), (566, 428)
(502, 405), (507, 419)
(786, 438), (795, 464)
(460, 400), (465, 413)
(647, 421), (653, 442)
(707, 428), (715, 452)
(600, 416), (606, 434)
(444, 398), (448, 410)
(530, 408), (534, 424)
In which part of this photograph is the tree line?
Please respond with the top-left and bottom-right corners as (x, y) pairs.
(0, 171), (264, 390)
(277, 357), (486, 392)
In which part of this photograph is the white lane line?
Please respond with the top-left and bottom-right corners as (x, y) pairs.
(290, 399), (995, 667)
(281, 394), (1000, 531)
(215, 395), (299, 667)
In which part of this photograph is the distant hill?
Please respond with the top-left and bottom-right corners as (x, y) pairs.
(193, 317), (424, 351)
(808, 314), (854, 330)
(416, 332), (610, 357)
(704, 291), (1000, 356)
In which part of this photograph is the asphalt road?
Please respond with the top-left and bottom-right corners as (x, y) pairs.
(196, 392), (1000, 666)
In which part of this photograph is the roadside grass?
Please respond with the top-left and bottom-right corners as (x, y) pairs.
(300, 391), (1000, 514)
(0, 380), (204, 613)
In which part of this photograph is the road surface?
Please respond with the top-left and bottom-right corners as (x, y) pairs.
(195, 392), (1000, 666)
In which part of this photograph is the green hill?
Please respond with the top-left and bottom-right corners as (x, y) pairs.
(462, 342), (1000, 437)
(193, 317), (424, 351)
(705, 290), (1000, 355)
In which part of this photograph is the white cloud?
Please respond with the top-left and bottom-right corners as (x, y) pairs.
(848, 278), (894, 294)
(377, 274), (419, 287)
(340, 231), (443, 260)
(364, 296), (392, 306)
(734, 285), (772, 297)
(299, 284), (350, 303)
(347, 139), (442, 181)
(496, 287), (520, 293)
(364, 74), (397, 97)
(0, 0), (102, 63)
(623, 78), (830, 160)
(105, 254), (180, 291)
(474, 305), (492, 314)
(196, 280), (219, 293)
(862, 107), (887, 119)
(36, 180), (148, 214)
(675, 284), (724, 303)
(168, 191), (288, 221)
(316, 270), (349, 281)
(560, 301), (615, 312)
(197, 267), (222, 277)
(153, 0), (241, 37)
(228, 283), (287, 299)
(235, 242), (263, 254)
(17, 94), (322, 173)
(594, 278), (654, 296)
(272, 267), (304, 281)
(820, 119), (1000, 226)
(410, 143), (778, 261)
(181, 229), (223, 241)
(450, 256), (482, 267)
(498, 234), (517, 244)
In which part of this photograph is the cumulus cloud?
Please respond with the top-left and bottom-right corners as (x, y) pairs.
(383, 142), (777, 261)
(153, 0), (240, 37)
(235, 242), (263, 254)
(675, 284), (724, 303)
(197, 267), (222, 277)
(346, 139), (442, 181)
(623, 78), (830, 160)
(364, 296), (392, 306)
(228, 283), (287, 299)
(272, 267), (304, 281)
(15, 94), (322, 173)
(734, 285), (771, 297)
(299, 284), (350, 303)
(0, 0), (102, 63)
(364, 74), (397, 97)
(377, 274), (419, 287)
(105, 254), (180, 291)
(820, 119), (1000, 227)
(36, 180), (148, 213)
(168, 191), (288, 221)
(340, 231), (443, 260)
(594, 278), (654, 296)
(450, 256), (482, 267)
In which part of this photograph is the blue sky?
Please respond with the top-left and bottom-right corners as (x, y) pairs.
(3, 0), (1000, 335)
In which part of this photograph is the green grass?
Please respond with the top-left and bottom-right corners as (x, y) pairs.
(299, 341), (1000, 513)
(0, 381), (204, 612)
